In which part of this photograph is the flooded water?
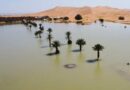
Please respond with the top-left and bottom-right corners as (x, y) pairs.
(0, 21), (130, 90)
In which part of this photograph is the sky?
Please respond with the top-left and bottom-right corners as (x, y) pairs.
(0, 0), (130, 14)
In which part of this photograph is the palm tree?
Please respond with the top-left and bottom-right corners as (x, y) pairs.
(34, 30), (43, 38)
(75, 14), (82, 20)
(63, 16), (69, 23)
(52, 40), (60, 54)
(66, 31), (72, 44)
(118, 16), (125, 20)
(93, 44), (104, 60)
(76, 39), (86, 51)
(47, 34), (53, 47)
(47, 28), (52, 34)
(75, 14), (83, 23)
(99, 18), (104, 26)
(39, 24), (44, 31)
(39, 23), (42, 27)
(99, 18), (104, 23)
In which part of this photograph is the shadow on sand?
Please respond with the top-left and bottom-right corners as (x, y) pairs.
(87, 59), (99, 63)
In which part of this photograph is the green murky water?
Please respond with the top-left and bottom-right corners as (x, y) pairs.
(0, 21), (130, 90)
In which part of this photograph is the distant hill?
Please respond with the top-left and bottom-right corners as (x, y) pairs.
(25, 6), (130, 24)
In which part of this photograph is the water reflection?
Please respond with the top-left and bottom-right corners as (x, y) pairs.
(54, 54), (61, 67)
(95, 61), (102, 77)
(37, 38), (44, 47)
(77, 52), (86, 64)
(66, 45), (72, 60)
(72, 49), (81, 52)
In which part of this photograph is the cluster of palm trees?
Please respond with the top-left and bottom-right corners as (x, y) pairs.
(22, 20), (37, 27)
(24, 22), (104, 60)
(40, 14), (103, 26)
(34, 24), (44, 38)
(51, 34), (104, 60)
(40, 14), (83, 24)
(43, 28), (104, 60)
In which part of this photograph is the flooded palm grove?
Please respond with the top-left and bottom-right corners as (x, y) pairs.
(0, 21), (130, 90)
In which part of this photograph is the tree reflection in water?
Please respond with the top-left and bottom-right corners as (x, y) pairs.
(95, 61), (102, 77)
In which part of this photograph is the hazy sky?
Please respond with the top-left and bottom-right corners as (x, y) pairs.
(0, 0), (130, 14)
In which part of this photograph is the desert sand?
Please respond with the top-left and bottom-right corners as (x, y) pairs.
(26, 6), (130, 24)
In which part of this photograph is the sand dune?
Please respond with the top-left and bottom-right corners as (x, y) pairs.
(27, 6), (130, 24)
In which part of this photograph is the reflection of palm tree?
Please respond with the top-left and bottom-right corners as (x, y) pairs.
(76, 39), (86, 51)
(37, 38), (43, 47)
(52, 40), (60, 54)
(47, 34), (52, 47)
(66, 45), (72, 61)
(93, 44), (104, 60)
(78, 52), (85, 64)
(95, 62), (102, 77)
(54, 54), (60, 67)
(47, 28), (52, 34)
(66, 31), (72, 44)
(67, 45), (72, 53)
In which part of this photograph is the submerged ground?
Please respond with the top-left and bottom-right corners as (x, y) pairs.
(0, 21), (130, 90)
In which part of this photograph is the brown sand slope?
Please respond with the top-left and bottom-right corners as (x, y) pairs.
(92, 6), (130, 23)
(26, 6), (130, 24)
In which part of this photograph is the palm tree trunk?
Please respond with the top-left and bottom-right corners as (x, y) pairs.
(39, 34), (41, 38)
(49, 39), (51, 47)
(97, 51), (100, 60)
(68, 36), (70, 41)
(55, 47), (59, 54)
(80, 45), (82, 51)
(67, 35), (69, 44)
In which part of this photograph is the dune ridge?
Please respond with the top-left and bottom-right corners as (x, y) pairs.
(12, 6), (130, 24)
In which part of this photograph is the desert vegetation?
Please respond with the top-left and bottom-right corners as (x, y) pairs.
(75, 14), (83, 24)
(76, 39), (86, 51)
